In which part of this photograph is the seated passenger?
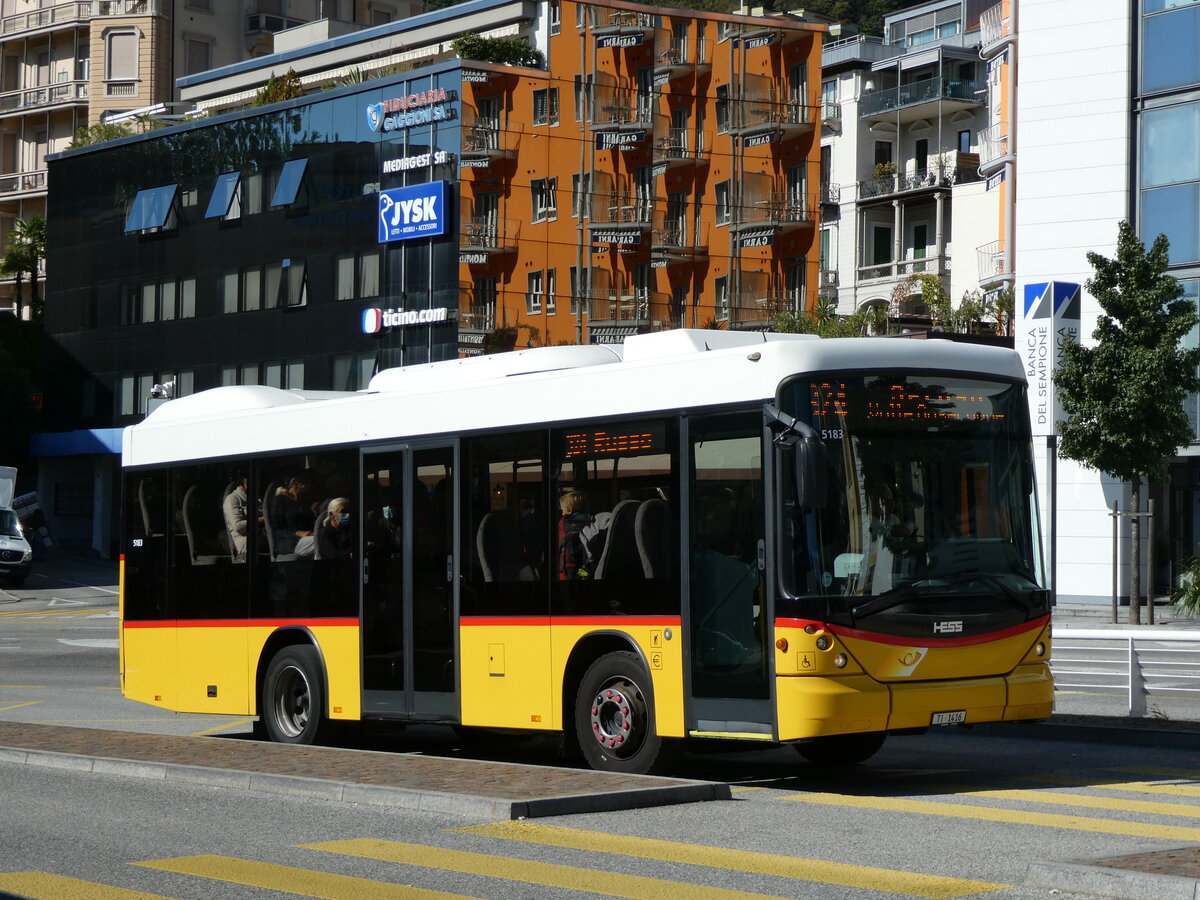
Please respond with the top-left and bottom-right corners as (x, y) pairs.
(316, 497), (354, 560)
(270, 476), (315, 558)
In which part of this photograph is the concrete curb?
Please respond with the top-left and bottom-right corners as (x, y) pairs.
(1025, 860), (1200, 900)
(0, 744), (730, 819)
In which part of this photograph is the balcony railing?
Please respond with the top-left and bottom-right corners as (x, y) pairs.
(859, 76), (982, 118)
(821, 34), (898, 68)
(590, 193), (653, 227)
(0, 169), (46, 196)
(459, 303), (496, 332)
(591, 7), (656, 34)
(94, 0), (162, 15)
(732, 192), (816, 230)
(858, 255), (950, 282)
(246, 12), (307, 34)
(858, 162), (980, 200)
(0, 80), (87, 115)
(820, 181), (841, 204)
(977, 240), (1007, 281)
(728, 97), (815, 135)
(589, 291), (653, 323)
(2, 2), (90, 36)
(978, 122), (1009, 170)
(461, 216), (519, 252)
(980, 2), (1011, 50)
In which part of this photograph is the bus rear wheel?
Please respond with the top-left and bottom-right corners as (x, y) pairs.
(262, 645), (326, 745)
(795, 732), (886, 766)
(574, 651), (678, 774)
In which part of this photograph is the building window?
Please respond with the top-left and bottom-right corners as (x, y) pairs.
(271, 158), (309, 208)
(546, 268), (556, 315)
(533, 88), (559, 126)
(549, 0), (561, 34)
(184, 37), (212, 77)
(332, 351), (376, 391)
(715, 181), (731, 226)
(206, 171), (242, 220)
(874, 140), (893, 166)
(569, 265), (588, 315)
(119, 369), (194, 417)
(527, 270), (544, 313)
(1144, 5), (1200, 93)
(574, 74), (591, 123)
(532, 177), (557, 223)
(124, 185), (178, 234)
(335, 249), (381, 300)
(716, 84), (730, 134)
(105, 29), (138, 81)
(281, 259), (307, 308)
(785, 263), (805, 307)
(572, 172), (591, 218)
(715, 276), (729, 319)
(220, 360), (303, 389)
(957, 129), (971, 153)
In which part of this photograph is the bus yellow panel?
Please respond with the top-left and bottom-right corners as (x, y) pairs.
(775, 674), (889, 741)
(460, 619), (552, 731)
(176, 624), (249, 713)
(888, 676), (1007, 730)
(1004, 662), (1054, 720)
(244, 623), (362, 722)
(120, 623), (178, 709)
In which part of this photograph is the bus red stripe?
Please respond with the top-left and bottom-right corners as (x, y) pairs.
(123, 618), (360, 629)
(775, 614), (1050, 647)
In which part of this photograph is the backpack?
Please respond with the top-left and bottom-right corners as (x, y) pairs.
(558, 512), (594, 580)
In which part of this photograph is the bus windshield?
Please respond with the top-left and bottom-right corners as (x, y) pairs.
(779, 372), (1046, 628)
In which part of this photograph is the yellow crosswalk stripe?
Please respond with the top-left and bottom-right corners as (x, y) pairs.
(1018, 774), (1200, 798)
(950, 787), (1200, 818)
(0, 871), (176, 900)
(0, 700), (41, 712)
(792, 792), (1200, 841)
(451, 821), (1006, 899)
(306, 838), (805, 900)
(135, 855), (474, 899)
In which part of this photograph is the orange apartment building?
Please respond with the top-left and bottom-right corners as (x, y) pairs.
(179, 0), (828, 351)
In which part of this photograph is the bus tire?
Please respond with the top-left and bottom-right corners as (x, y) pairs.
(261, 645), (326, 745)
(795, 732), (886, 766)
(574, 650), (679, 775)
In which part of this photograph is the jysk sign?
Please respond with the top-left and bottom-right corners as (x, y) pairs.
(378, 182), (447, 243)
(1020, 281), (1081, 437)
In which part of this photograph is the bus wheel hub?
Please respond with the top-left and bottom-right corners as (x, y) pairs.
(591, 685), (634, 746)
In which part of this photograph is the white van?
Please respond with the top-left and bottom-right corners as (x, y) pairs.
(0, 506), (31, 587)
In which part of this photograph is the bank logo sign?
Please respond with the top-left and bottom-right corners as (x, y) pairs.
(378, 181), (447, 243)
(365, 88), (455, 134)
(1020, 281), (1081, 437)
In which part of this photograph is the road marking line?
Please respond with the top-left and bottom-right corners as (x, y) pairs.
(946, 786), (1200, 818)
(57, 638), (119, 649)
(137, 854), (470, 899)
(0, 608), (108, 618)
(48, 597), (88, 606)
(0, 700), (42, 712)
(0, 871), (175, 899)
(0, 685), (45, 688)
(450, 822), (1005, 899)
(305, 838), (806, 899)
(1019, 774), (1200, 798)
(43, 577), (118, 594)
(791, 792), (1200, 841)
(190, 717), (255, 737)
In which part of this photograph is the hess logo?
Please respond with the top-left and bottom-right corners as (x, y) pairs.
(933, 620), (964, 634)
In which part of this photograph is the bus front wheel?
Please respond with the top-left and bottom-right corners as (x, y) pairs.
(262, 645), (326, 745)
(795, 731), (886, 766)
(574, 651), (679, 774)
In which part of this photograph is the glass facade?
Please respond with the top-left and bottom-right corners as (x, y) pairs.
(45, 64), (466, 432)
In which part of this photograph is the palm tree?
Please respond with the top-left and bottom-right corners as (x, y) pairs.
(9, 216), (45, 319)
(2, 244), (30, 320)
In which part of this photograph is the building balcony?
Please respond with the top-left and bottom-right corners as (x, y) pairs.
(977, 240), (1011, 286)
(460, 118), (521, 168)
(979, 2), (1013, 56)
(978, 122), (1009, 175)
(458, 294), (497, 333)
(857, 255), (949, 283)
(591, 7), (655, 46)
(821, 33), (899, 68)
(94, 0), (164, 16)
(246, 12), (308, 35)
(819, 268), (839, 294)
(653, 40), (693, 81)
(651, 212), (708, 260)
(859, 75), (982, 122)
(820, 181), (841, 205)
(857, 157), (980, 202)
(590, 194), (653, 233)
(591, 89), (654, 141)
(0, 80), (87, 118)
(652, 128), (708, 170)
(725, 293), (801, 329)
(0, 168), (46, 200)
(1, 2), (90, 38)
(726, 97), (816, 142)
(730, 193), (816, 235)
(588, 290), (655, 327)
(459, 217), (519, 256)
(821, 101), (841, 131)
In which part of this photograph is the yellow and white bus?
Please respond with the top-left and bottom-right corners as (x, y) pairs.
(120, 329), (1052, 773)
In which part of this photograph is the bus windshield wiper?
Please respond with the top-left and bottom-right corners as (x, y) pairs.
(851, 584), (927, 619)
(850, 574), (1040, 621)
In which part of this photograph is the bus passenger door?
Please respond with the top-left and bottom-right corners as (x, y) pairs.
(686, 412), (773, 736)
(361, 444), (457, 719)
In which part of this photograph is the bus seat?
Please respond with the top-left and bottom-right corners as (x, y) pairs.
(635, 498), (671, 579)
(477, 511), (522, 582)
(262, 481), (299, 562)
(182, 484), (221, 565)
(594, 499), (641, 580)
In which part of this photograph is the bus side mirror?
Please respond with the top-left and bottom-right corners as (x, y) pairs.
(794, 436), (827, 509)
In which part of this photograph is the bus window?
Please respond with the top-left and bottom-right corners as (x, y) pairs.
(123, 469), (170, 620)
(550, 419), (679, 617)
(169, 462), (249, 620)
(252, 451), (357, 619)
(461, 431), (546, 617)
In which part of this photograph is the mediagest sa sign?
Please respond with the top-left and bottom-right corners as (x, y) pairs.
(378, 181), (447, 243)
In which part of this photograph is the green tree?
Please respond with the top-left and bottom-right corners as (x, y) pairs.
(7, 216), (46, 321)
(771, 298), (879, 337)
(1054, 221), (1200, 623)
(450, 34), (544, 68)
(2, 244), (30, 321)
(67, 121), (134, 149)
(253, 69), (306, 106)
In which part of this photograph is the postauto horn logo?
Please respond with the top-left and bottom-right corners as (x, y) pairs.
(378, 181), (447, 243)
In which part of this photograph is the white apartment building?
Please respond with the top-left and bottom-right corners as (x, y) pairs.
(0, 0), (414, 316)
(819, 0), (1002, 323)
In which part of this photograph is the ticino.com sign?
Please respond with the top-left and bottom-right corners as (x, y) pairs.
(362, 306), (450, 334)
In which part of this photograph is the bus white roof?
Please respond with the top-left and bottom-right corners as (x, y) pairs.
(123, 330), (1025, 468)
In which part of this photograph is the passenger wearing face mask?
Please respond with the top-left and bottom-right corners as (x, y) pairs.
(315, 497), (354, 560)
